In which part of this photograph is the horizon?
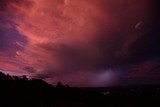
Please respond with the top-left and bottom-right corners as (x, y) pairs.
(1, 71), (160, 88)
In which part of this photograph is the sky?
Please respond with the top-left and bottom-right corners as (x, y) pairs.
(0, 0), (160, 87)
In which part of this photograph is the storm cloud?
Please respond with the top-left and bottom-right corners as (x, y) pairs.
(0, 0), (160, 86)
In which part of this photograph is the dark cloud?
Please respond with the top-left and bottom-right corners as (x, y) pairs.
(23, 66), (36, 73)
(30, 0), (160, 85)
(120, 61), (160, 85)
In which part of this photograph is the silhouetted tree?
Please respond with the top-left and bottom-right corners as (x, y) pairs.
(1, 72), (160, 107)
(56, 81), (63, 88)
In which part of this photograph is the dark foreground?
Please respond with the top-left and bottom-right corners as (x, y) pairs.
(0, 72), (160, 107)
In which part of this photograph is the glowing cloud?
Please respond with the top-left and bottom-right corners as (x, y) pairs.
(0, 0), (160, 86)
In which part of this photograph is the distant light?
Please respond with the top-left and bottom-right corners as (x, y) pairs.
(92, 69), (118, 87)
(107, 92), (110, 95)
(102, 91), (110, 95)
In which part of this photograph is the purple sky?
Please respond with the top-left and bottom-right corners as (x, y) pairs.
(0, 0), (160, 87)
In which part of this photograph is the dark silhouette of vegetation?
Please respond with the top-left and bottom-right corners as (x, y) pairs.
(56, 81), (64, 88)
(0, 72), (160, 107)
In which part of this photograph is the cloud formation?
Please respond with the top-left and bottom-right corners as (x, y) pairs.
(0, 0), (160, 86)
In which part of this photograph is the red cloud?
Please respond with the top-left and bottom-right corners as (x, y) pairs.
(1, 0), (159, 86)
